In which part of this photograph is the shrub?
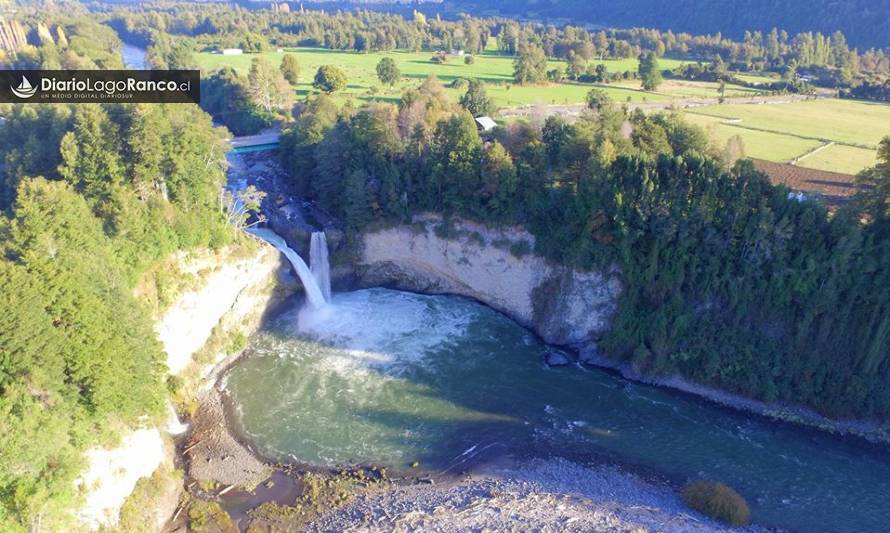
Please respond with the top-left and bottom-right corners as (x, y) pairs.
(464, 54), (475, 65)
(188, 499), (237, 533)
(509, 239), (532, 258)
(681, 480), (750, 526)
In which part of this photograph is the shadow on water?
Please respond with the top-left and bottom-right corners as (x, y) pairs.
(223, 289), (890, 533)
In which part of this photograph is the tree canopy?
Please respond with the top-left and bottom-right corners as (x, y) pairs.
(313, 64), (348, 93)
(280, 53), (301, 85)
(375, 56), (400, 86)
(0, 102), (232, 531)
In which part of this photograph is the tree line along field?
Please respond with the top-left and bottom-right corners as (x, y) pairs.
(195, 46), (761, 108)
(684, 99), (890, 174)
(196, 46), (887, 174)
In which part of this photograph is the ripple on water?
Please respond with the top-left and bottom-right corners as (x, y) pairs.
(224, 288), (890, 533)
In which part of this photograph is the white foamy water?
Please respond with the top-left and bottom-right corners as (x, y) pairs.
(292, 289), (473, 377)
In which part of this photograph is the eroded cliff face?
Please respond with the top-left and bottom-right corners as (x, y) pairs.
(157, 243), (284, 377)
(357, 215), (622, 348)
(74, 242), (286, 531)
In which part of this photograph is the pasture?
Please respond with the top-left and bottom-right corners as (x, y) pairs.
(683, 113), (823, 162)
(685, 98), (890, 173)
(690, 99), (890, 148)
(195, 47), (756, 108)
(795, 144), (877, 175)
(196, 47), (887, 174)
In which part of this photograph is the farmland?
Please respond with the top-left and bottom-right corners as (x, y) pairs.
(197, 47), (886, 174)
(195, 47), (754, 108)
(685, 98), (890, 173)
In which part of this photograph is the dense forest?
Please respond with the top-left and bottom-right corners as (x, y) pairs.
(278, 81), (890, 421)
(0, 102), (234, 531)
(350, 0), (890, 50)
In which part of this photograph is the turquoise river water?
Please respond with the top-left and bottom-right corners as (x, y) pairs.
(223, 288), (890, 532)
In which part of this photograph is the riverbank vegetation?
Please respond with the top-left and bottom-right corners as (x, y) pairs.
(279, 79), (890, 421)
(681, 480), (751, 527)
(0, 103), (234, 531)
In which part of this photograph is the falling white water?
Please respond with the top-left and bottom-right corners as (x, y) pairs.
(165, 403), (189, 435)
(249, 227), (327, 309)
(310, 231), (332, 303)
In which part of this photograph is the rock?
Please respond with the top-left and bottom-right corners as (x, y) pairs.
(578, 343), (603, 366)
(534, 269), (622, 346)
(358, 216), (622, 349)
(544, 349), (571, 367)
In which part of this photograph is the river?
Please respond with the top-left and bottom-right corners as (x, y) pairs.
(121, 43), (148, 70)
(223, 287), (890, 532)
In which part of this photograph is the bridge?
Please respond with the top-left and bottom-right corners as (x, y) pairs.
(228, 130), (281, 153)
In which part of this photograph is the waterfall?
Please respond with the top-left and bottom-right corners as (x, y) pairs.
(249, 228), (328, 309)
(310, 232), (332, 303)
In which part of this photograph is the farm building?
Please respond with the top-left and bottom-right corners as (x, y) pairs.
(475, 116), (497, 133)
(221, 48), (243, 55)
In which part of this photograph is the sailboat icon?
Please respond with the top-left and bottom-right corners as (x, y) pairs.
(11, 75), (37, 99)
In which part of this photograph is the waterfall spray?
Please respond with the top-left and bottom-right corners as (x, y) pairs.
(310, 232), (332, 303)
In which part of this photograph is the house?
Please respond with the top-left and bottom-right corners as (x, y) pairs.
(474, 116), (497, 133)
(221, 48), (243, 56)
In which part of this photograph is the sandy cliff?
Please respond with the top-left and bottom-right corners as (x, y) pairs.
(74, 243), (285, 531)
(358, 215), (622, 348)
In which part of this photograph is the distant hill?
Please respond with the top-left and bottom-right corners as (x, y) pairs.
(299, 0), (890, 49)
(451, 0), (890, 49)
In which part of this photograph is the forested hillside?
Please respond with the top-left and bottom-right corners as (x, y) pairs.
(445, 0), (890, 49)
(0, 103), (233, 531)
(279, 84), (890, 422)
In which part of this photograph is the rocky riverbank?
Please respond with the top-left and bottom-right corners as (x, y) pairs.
(180, 380), (767, 533)
(308, 458), (767, 532)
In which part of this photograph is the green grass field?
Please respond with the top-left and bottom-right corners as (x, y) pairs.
(690, 99), (890, 148)
(683, 113), (823, 162)
(196, 47), (755, 108)
(617, 79), (763, 99)
(733, 72), (780, 84)
(796, 144), (878, 175)
(684, 99), (890, 173)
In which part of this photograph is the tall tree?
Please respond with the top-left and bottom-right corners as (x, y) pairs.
(313, 65), (348, 93)
(428, 112), (483, 212)
(249, 56), (292, 114)
(459, 79), (496, 117)
(375, 57), (400, 86)
(638, 51), (663, 91)
(513, 41), (548, 84)
(280, 95), (339, 195)
(585, 88), (611, 111)
(855, 137), (890, 221)
(57, 104), (124, 206)
(280, 53), (301, 85)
